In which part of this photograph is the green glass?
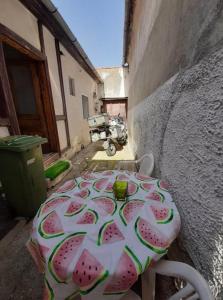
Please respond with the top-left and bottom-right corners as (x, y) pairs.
(113, 181), (128, 201)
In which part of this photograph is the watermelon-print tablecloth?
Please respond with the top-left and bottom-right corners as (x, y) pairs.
(27, 170), (180, 300)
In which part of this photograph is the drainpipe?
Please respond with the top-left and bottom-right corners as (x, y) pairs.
(40, 0), (102, 84)
(123, 0), (134, 66)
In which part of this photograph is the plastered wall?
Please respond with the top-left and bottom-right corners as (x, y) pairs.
(60, 44), (97, 153)
(126, 0), (223, 297)
(128, 44), (223, 300)
(97, 67), (126, 98)
(0, 0), (40, 50)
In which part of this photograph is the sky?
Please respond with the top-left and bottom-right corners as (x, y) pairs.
(52, 0), (125, 67)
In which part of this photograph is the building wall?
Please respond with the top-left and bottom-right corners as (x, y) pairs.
(42, 26), (68, 151)
(0, 0), (99, 155)
(126, 0), (220, 109)
(126, 1), (223, 298)
(0, 127), (9, 138)
(60, 44), (97, 153)
(0, 0), (40, 50)
(97, 67), (127, 98)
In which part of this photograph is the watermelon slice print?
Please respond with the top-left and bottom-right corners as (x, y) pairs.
(144, 256), (152, 271)
(56, 180), (76, 193)
(38, 211), (64, 239)
(146, 191), (164, 202)
(76, 209), (98, 224)
(97, 220), (124, 245)
(43, 278), (54, 300)
(72, 249), (109, 295)
(104, 246), (142, 295)
(150, 205), (173, 224)
(93, 196), (117, 215)
(116, 174), (129, 181)
(82, 173), (97, 180)
(105, 182), (113, 193)
(65, 201), (86, 217)
(40, 196), (70, 215)
(140, 182), (154, 192)
(127, 181), (138, 196)
(103, 170), (114, 176)
(73, 189), (90, 199)
(78, 181), (91, 189)
(93, 178), (109, 192)
(65, 290), (80, 300)
(119, 200), (145, 225)
(48, 232), (86, 283)
(135, 173), (153, 181)
(157, 180), (169, 191)
(135, 217), (169, 254)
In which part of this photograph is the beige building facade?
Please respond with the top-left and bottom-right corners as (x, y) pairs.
(97, 67), (128, 120)
(0, 0), (102, 159)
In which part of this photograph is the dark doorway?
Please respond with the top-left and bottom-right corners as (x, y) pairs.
(3, 44), (50, 152)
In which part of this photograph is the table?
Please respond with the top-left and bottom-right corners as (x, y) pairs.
(27, 170), (181, 300)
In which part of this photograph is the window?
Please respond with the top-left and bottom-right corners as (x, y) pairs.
(82, 95), (89, 119)
(69, 77), (75, 96)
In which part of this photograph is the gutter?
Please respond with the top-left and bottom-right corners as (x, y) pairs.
(123, 0), (134, 65)
(40, 0), (103, 84)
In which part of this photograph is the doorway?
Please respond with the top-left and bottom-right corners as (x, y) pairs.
(3, 44), (51, 153)
(103, 98), (128, 121)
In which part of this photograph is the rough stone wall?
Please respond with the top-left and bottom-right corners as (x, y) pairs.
(129, 48), (223, 298)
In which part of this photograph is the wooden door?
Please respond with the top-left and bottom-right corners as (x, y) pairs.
(7, 61), (49, 152)
(103, 99), (127, 121)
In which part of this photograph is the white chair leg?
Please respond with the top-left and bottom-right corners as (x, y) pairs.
(168, 283), (196, 300)
(141, 269), (156, 300)
(153, 260), (213, 300)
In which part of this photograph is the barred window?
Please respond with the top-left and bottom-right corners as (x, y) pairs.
(82, 95), (89, 119)
(69, 77), (75, 96)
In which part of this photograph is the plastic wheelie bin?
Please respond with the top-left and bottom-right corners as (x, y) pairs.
(0, 135), (47, 217)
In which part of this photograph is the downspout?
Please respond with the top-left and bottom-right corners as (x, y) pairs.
(40, 0), (102, 84)
(123, 0), (134, 65)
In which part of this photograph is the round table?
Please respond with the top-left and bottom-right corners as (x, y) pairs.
(27, 170), (181, 300)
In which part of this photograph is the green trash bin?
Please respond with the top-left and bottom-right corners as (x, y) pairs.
(0, 135), (47, 217)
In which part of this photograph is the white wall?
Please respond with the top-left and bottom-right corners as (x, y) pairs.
(0, 0), (99, 154)
(0, 127), (9, 138)
(0, 0), (40, 50)
(43, 26), (68, 151)
(60, 44), (98, 153)
(97, 67), (126, 98)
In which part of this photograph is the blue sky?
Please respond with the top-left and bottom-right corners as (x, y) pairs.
(52, 0), (125, 67)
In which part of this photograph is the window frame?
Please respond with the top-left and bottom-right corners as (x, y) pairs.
(82, 95), (89, 119)
(68, 76), (75, 96)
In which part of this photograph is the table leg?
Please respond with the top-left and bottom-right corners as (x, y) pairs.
(141, 269), (156, 300)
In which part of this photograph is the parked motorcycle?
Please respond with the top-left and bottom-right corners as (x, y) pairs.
(88, 113), (128, 156)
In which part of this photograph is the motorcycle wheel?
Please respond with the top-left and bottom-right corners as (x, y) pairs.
(117, 138), (127, 146)
(106, 143), (116, 156)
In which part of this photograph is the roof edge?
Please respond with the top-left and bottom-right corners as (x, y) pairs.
(20, 0), (103, 83)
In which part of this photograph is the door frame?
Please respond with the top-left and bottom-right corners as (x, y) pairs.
(0, 23), (60, 153)
(102, 97), (128, 119)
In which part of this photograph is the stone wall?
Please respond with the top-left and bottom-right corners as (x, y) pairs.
(128, 47), (223, 298)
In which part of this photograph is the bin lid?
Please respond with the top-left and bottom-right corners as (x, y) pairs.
(0, 135), (47, 152)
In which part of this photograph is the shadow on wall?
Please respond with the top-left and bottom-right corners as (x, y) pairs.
(128, 47), (223, 299)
